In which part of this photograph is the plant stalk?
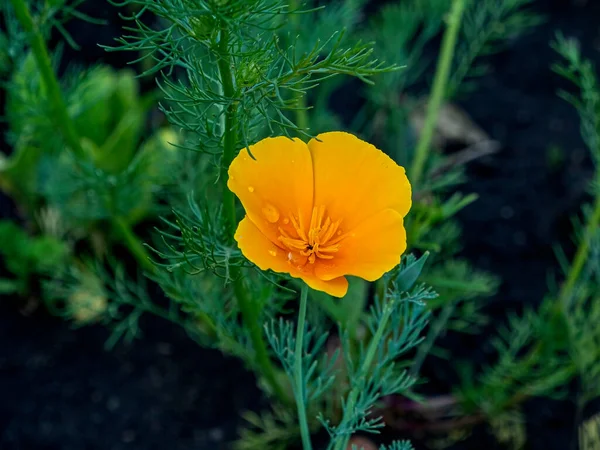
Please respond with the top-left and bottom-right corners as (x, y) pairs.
(216, 26), (288, 404)
(295, 284), (313, 450)
(558, 187), (600, 306)
(289, 0), (309, 133)
(409, 303), (455, 378)
(334, 297), (396, 450)
(9, 0), (85, 158)
(217, 27), (239, 240)
(113, 217), (155, 273)
(295, 94), (310, 132)
(409, 0), (466, 186)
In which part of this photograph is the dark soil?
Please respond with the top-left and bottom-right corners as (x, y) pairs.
(2, 0), (600, 449)
(0, 300), (262, 450)
(415, 0), (600, 448)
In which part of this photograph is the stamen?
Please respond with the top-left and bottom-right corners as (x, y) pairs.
(318, 243), (340, 254)
(320, 218), (341, 244)
(315, 251), (334, 260)
(278, 206), (344, 266)
(289, 214), (308, 242)
(316, 206), (325, 229)
(279, 236), (307, 250)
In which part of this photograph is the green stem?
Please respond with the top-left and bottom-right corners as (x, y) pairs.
(289, 0), (309, 133)
(334, 297), (396, 450)
(216, 26), (288, 404)
(113, 219), (221, 340)
(113, 217), (155, 273)
(112, 218), (224, 338)
(295, 95), (309, 132)
(232, 274), (288, 402)
(217, 27), (239, 240)
(558, 188), (600, 306)
(9, 0), (84, 158)
(409, 0), (466, 186)
(295, 284), (313, 450)
(409, 303), (455, 378)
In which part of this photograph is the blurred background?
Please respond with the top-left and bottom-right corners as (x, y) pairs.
(1, 0), (600, 449)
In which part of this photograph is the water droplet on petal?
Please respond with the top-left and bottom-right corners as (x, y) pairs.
(262, 203), (280, 223)
(248, 186), (255, 193)
(337, 231), (342, 235)
(283, 218), (290, 225)
(269, 249), (277, 256)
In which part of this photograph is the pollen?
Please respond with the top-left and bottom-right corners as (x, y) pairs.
(278, 206), (343, 265)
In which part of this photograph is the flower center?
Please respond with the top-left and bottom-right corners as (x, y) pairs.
(278, 206), (343, 264)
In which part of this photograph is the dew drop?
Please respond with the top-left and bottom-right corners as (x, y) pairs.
(269, 249), (277, 257)
(248, 186), (255, 193)
(262, 203), (280, 223)
(283, 218), (290, 225)
(337, 230), (342, 236)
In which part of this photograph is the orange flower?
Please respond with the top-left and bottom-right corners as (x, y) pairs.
(227, 131), (411, 297)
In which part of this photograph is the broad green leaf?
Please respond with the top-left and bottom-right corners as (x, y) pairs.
(302, 276), (368, 332)
(0, 144), (43, 207)
(396, 251), (430, 292)
(0, 278), (19, 295)
(337, 276), (369, 332)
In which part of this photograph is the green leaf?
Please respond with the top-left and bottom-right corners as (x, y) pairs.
(307, 287), (344, 324)
(94, 106), (144, 173)
(0, 30), (10, 76)
(303, 277), (368, 331)
(71, 67), (146, 173)
(337, 276), (369, 332)
(93, 71), (148, 173)
(0, 144), (43, 207)
(6, 52), (50, 143)
(396, 251), (430, 292)
(28, 236), (69, 272)
(71, 66), (119, 146)
(0, 278), (19, 295)
(0, 220), (68, 279)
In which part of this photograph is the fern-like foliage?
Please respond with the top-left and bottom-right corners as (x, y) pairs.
(551, 32), (600, 162)
(106, 0), (395, 158)
(235, 406), (301, 450)
(552, 32), (600, 405)
(458, 307), (573, 416)
(451, 33), (600, 428)
(379, 441), (415, 450)
(448, 0), (542, 96)
(318, 266), (433, 447)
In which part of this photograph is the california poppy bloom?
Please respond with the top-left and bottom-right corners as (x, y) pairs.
(228, 131), (411, 297)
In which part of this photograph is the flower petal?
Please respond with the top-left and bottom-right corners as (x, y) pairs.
(308, 131), (411, 232)
(228, 136), (314, 247)
(314, 209), (406, 282)
(299, 269), (348, 298)
(235, 217), (349, 297)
